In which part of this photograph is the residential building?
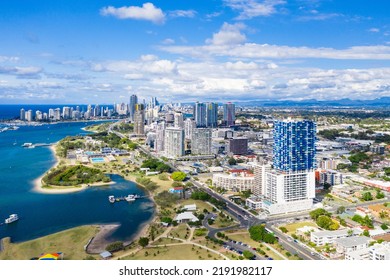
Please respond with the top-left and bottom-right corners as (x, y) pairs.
(212, 173), (254, 192)
(133, 104), (145, 135)
(206, 102), (218, 128)
(184, 118), (196, 140)
(369, 242), (390, 260)
(174, 112), (184, 128)
(194, 102), (207, 127)
(20, 108), (25, 121)
(223, 102), (235, 126)
(273, 119), (316, 172)
(253, 163), (271, 196)
(262, 170), (316, 214)
(191, 128), (212, 155)
(334, 236), (371, 255)
(25, 110), (33, 122)
(155, 121), (166, 153)
(129, 94), (138, 121)
(310, 228), (363, 246)
(164, 127), (185, 158)
(227, 137), (248, 155)
(246, 196), (263, 210)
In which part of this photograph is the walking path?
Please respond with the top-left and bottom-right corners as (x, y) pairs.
(114, 226), (229, 260)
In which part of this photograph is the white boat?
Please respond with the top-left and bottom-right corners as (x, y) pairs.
(22, 143), (33, 147)
(5, 214), (19, 224)
(108, 195), (115, 203)
(125, 195), (136, 202)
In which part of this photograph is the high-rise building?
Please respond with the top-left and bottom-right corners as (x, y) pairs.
(155, 121), (166, 153)
(227, 137), (248, 155)
(129, 94), (138, 121)
(25, 110), (33, 122)
(273, 120), (316, 172)
(48, 108), (54, 120)
(164, 127), (184, 159)
(35, 110), (43, 121)
(194, 102), (207, 127)
(184, 118), (196, 140)
(20, 108), (25, 121)
(63, 106), (71, 119)
(257, 119), (317, 215)
(54, 108), (61, 121)
(134, 104), (145, 135)
(253, 163), (271, 197)
(174, 112), (184, 128)
(223, 102), (235, 126)
(206, 102), (218, 128)
(191, 128), (212, 155)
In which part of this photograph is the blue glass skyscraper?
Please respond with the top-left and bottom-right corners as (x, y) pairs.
(273, 120), (316, 172)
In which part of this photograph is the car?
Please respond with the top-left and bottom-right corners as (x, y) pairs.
(287, 238), (293, 242)
(267, 257), (273, 260)
(310, 252), (315, 256)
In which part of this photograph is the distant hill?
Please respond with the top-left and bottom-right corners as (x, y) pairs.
(235, 97), (390, 107)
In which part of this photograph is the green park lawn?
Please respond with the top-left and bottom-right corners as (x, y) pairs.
(0, 225), (99, 260)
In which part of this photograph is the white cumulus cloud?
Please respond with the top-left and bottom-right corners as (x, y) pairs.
(206, 22), (247, 45)
(100, 2), (165, 24)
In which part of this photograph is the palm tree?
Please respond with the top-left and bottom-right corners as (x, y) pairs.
(379, 211), (389, 219)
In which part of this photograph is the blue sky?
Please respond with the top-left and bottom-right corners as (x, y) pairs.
(0, 0), (390, 104)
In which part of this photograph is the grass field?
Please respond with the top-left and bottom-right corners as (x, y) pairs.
(282, 221), (318, 234)
(169, 224), (190, 240)
(122, 244), (225, 260)
(152, 238), (183, 245)
(0, 225), (99, 260)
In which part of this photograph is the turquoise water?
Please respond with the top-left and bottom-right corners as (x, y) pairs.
(0, 122), (154, 243)
(91, 157), (105, 163)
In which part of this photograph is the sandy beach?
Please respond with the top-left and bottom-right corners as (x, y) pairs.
(32, 144), (114, 194)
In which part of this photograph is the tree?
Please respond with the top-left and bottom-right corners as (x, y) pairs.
(379, 211), (389, 219)
(243, 251), (255, 260)
(228, 157), (237, 165)
(310, 208), (330, 220)
(171, 171), (187, 181)
(105, 241), (124, 252)
(381, 224), (389, 230)
(138, 237), (149, 248)
(362, 230), (370, 237)
(279, 227), (288, 233)
(316, 215), (333, 229)
(362, 192), (373, 201)
(336, 206), (346, 214)
(376, 191), (385, 199)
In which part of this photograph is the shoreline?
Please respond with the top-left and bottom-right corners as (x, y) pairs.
(30, 127), (158, 248)
(32, 145), (115, 194)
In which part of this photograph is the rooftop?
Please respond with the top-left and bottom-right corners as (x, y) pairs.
(335, 236), (371, 248)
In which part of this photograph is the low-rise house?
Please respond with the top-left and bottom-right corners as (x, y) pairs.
(174, 212), (199, 223)
(246, 196), (262, 210)
(182, 204), (197, 211)
(311, 228), (363, 246)
(334, 236), (371, 255)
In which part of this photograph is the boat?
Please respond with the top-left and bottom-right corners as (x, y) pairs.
(5, 214), (19, 224)
(125, 195), (136, 202)
(108, 195), (115, 203)
(22, 143), (33, 147)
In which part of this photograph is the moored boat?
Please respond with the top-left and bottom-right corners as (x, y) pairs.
(5, 214), (19, 224)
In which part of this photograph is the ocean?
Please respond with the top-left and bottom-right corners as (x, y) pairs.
(0, 121), (154, 243)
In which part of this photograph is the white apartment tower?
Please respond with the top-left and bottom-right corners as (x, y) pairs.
(191, 128), (212, 155)
(164, 127), (185, 159)
(155, 121), (166, 153)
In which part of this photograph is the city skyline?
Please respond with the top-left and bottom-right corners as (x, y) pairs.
(1, 0), (390, 104)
